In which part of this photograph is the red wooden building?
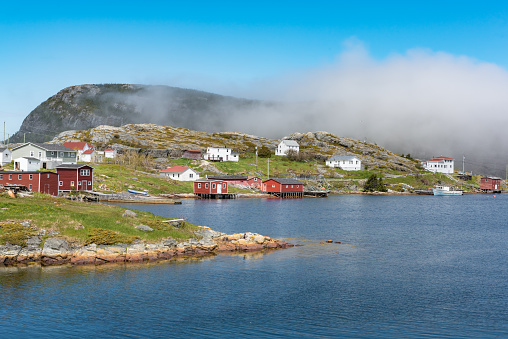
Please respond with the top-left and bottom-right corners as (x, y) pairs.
(206, 175), (262, 189)
(480, 176), (502, 193)
(56, 164), (94, 191)
(193, 179), (236, 199)
(262, 178), (304, 198)
(0, 171), (59, 195)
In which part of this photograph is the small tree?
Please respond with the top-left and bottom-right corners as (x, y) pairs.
(363, 174), (387, 192)
(258, 146), (272, 158)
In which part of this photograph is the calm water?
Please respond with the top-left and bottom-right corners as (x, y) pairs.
(1, 194), (507, 338)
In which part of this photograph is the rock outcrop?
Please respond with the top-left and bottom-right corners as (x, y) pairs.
(0, 227), (294, 267)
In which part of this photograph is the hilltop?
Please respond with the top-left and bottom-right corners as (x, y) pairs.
(12, 84), (274, 143)
(50, 123), (420, 173)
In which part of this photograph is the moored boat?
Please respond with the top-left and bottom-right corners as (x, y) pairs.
(432, 185), (463, 196)
(127, 189), (148, 195)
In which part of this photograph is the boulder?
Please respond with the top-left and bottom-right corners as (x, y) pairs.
(122, 210), (137, 218)
(135, 224), (154, 232)
(42, 238), (70, 256)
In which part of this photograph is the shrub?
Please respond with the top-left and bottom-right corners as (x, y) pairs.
(258, 146), (272, 158)
(84, 228), (139, 245)
(0, 222), (37, 247)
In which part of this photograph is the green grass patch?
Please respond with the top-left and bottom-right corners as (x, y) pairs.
(0, 194), (201, 246)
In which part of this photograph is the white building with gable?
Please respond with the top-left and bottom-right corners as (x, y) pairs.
(275, 140), (299, 156)
(326, 156), (362, 171)
(204, 147), (239, 162)
(423, 156), (455, 174)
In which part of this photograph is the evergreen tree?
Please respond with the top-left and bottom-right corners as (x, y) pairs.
(363, 174), (387, 192)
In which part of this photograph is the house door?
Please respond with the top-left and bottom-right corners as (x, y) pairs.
(217, 184), (222, 193)
(44, 184), (50, 194)
(82, 180), (88, 190)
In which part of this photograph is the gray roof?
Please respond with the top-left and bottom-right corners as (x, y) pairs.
(56, 164), (93, 169)
(207, 175), (248, 180)
(265, 178), (303, 185)
(280, 140), (299, 146)
(327, 156), (359, 161)
(12, 142), (75, 152)
(0, 147), (10, 152)
(17, 157), (40, 161)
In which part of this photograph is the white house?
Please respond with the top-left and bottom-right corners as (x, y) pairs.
(423, 156), (455, 174)
(275, 140), (299, 156)
(11, 143), (77, 169)
(104, 148), (117, 158)
(0, 147), (12, 166)
(160, 166), (200, 181)
(63, 142), (94, 162)
(326, 156), (362, 171)
(14, 157), (41, 172)
(204, 147), (239, 162)
(80, 149), (96, 163)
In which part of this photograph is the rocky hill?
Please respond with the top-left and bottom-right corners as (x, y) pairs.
(51, 123), (420, 172)
(12, 84), (274, 143)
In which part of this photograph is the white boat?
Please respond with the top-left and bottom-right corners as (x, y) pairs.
(432, 185), (463, 196)
(128, 189), (148, 195)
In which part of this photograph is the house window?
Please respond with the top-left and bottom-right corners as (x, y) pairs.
(70, 181), (74, 187)
(88, 181), (91, 186)
(205, 183), (209, 189)
(59, 181), (63, 186)
(0, 174), (2, 180)
(212, 183), (216, 189)
(297, 185), (299, 188)
(38, 151), (42, 158)
(198, 183), (201, 188)
(291, 185), (294, 188)
(29, 174), (33, 180)
(223, 183), (226, 189)
(189, 173), (193, 178)
(51, 151), (55, 155)
(30, 151), (34, 157)
(18, 174), (22, 180)
(9, 174), (12, 180)
(47, 174), (50, 178)
(80, 169), (90, 176)
(254, 178), (257, 181)
(272, 184), (275, 188)
(29, 184), (32, 190)
(286, 185), (288, 188)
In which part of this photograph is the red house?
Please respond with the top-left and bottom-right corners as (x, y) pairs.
(56, 164), (94, 191)
(194, 179), (236, 199)
(480, 177), (502, 193)
(262, 178), (304, 198)
(0, 171), (59, 195)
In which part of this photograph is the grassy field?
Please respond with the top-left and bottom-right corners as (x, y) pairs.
(0, 193), (200, 247)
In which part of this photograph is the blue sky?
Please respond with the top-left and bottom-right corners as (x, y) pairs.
(1, 1), (508, 140)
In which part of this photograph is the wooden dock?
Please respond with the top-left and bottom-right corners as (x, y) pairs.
(195, 193), (238, 199)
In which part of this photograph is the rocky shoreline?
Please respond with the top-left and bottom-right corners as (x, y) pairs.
(0, 226), (294, 267)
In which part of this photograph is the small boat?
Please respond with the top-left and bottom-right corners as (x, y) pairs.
(432, 185), (463, 196)
(128, 189), (148, 195)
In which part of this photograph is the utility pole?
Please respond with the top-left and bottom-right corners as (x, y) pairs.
(267, 158), (270, 179)
(463, 155), (465, 174)
(255, 146), (258, 169)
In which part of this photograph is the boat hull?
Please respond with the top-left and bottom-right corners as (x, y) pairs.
(433, 188), (463, 196)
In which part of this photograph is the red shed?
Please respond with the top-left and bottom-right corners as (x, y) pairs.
(56, 164), (94, 191)
(480, 176), (502, 193)
(0, 171), (59, 196)
(194, 179), (236, 199)
(262, 178), (304, 198)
